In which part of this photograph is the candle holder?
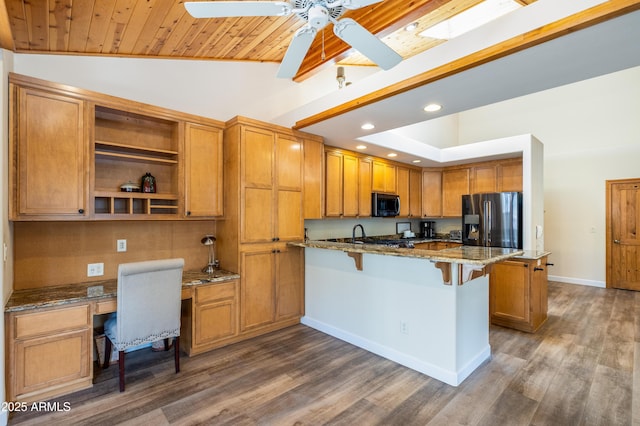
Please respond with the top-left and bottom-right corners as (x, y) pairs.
(201, 235), (217, 274)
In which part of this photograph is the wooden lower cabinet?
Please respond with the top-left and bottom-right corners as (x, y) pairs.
(181, 280), (239, 356)
(6, 303), (92, 402)
(240, 244), (304, 332)
(490, 256), (548, 332)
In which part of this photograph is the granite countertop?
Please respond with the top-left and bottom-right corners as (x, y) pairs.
(290, 240), (523, 266)
(5, 269), (240, 313)
(514, 250), (552, 260)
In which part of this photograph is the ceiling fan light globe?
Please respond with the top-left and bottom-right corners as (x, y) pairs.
(307, 4), (330, 29)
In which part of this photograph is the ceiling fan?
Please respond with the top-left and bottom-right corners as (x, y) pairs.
(185, 0), (402, 79)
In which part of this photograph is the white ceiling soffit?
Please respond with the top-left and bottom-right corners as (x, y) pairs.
(297, 9), (640, 164)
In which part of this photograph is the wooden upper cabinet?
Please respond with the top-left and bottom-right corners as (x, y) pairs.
(241, 127), (276, 243)
(409, 169), (422, 218)
(10, 73), (228, 221)
(471, 164), (498, 194)
(471, 159), (523, 194)
(422, 170), (442, 218)
(342, 154), (359, 217)
(303, 137), (324, 219)
(498, 159), (523, 192)
(184, 123), (223, 217)
(358, 159), (372, 217)
(442, 168), (470, 217)
(11, 86), (87, 219)
(399, 167), (423, 218)
(372, 161), (397, 194)
(275, 134), (304, 241)
(325, 151), (343, 217)
(324, 149), (371, 218)
(397, 167), (410, 217)
(276, 133), (303, 191)
(240, 126), (303, 243)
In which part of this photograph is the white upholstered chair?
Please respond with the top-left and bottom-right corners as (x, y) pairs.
(103, 258), (184, 392)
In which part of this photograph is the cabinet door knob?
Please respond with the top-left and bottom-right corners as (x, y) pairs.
(546, 262), (554, 266)
(187, 211), (191, 216)
(534, 267), (544, 271)
(78, 209), (84, 214)
(614, 239), (620, 244)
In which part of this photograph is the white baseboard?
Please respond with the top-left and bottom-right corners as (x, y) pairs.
(548, 275), (606, 288)
(301, 316), (491, 387)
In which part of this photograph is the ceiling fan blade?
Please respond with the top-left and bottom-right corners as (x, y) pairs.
(339, 0), (384, 10)
(333, 18), (402, 70)
(185, 1), (292, 18)
(276, 25), (318, 79)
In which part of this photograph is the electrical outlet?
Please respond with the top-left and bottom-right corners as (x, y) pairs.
(400, 321), (409, 334)
(88, 263), (104, 277)
(117, 239), (127, 252)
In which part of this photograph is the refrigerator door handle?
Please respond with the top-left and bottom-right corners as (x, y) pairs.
(483, 200), (492, 246)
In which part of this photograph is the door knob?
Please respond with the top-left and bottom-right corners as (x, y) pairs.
(614, 239), (620, 244)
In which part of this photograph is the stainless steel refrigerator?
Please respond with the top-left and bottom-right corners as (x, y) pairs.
(462, 192), (523, 249)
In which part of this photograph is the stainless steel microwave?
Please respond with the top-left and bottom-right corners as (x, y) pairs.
(371, 193), (400, 217)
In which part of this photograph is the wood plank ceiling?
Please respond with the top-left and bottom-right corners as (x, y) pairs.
(0, 0), (536, 81)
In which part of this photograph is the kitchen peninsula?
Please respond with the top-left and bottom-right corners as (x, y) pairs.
(291, 240), (523, 386)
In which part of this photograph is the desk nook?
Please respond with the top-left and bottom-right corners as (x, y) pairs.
(5, 269), (240, 402)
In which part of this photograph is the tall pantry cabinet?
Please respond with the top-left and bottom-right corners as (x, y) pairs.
(218, 117), (320, 335)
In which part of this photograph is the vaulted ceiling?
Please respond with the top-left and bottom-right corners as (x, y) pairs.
(0, 0), (535, 81)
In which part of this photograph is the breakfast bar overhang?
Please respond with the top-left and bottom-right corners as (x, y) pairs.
(291, 241), (523, 386)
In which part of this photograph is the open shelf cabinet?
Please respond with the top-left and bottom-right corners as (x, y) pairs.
(93, 105), (181, 218)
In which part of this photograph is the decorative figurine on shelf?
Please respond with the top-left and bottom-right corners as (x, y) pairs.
(201, 235), (218, 274)
(141, 172), (156, 193)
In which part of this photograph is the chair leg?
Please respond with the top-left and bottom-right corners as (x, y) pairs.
(174, 336), (180, 373)
(119, 350), (126, 392)
(103, 337), (112, 369)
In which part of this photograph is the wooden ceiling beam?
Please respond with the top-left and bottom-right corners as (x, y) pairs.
(293, 0), (640, 129)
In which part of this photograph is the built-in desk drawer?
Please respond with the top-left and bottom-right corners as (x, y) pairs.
(196, 281), (237, 303)
(95, 299), (116, 314)
(14, 304), (90, 339)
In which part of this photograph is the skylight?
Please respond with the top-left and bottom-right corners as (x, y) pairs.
(419, 0), (522, 40)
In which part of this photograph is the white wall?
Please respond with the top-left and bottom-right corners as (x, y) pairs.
(457, 66), (640, 286)
(12, 54), (376, 125)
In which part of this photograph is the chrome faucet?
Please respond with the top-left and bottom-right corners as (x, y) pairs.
(352, 224), (366, 243)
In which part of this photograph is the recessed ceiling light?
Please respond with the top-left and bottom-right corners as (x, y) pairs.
(405, 22), (419, 32)
(424, 103), (442, 112)
(387, 153), (398, 158)
(356, 144), (367, 150)
(361, 123), (375, 130)
(412, 159), (421, 163)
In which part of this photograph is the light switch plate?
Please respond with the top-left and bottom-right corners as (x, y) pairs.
(117, 239), (127, 252)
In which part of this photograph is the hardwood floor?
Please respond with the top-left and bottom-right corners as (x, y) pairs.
(9, 281), (639, 425)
